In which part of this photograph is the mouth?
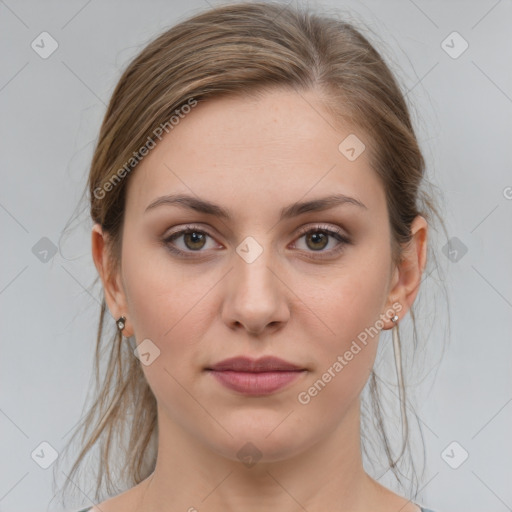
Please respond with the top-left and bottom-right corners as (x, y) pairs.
(204, 356), (308, 396)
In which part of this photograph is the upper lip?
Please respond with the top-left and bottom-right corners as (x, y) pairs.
(206, 356), (305, 372)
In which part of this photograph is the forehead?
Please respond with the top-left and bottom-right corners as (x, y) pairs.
(125, 88), (386, 220)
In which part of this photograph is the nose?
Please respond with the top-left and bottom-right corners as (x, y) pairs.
(221, 244), (290, 336)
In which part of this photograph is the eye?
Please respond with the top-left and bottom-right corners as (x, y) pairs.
(162, 223), (351, 259)
(163, 224), (219, 257)
(291, 224), (351, 258)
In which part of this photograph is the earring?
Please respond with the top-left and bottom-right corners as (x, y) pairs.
(116, 316), (126, 331)
(391, 315), (408, 452)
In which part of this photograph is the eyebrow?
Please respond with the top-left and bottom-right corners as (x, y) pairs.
(144, 193), (368, 221)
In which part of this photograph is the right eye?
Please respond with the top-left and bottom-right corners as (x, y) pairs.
(162, 225), (223, 258)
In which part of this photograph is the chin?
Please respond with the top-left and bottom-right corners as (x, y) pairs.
(204, 416), (316, 465)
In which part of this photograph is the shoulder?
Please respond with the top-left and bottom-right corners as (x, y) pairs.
(74, 503), (115, 512)
(73, 503), (114, 512)
(74, 482), (145, 512)
(75, 506), (110, 512)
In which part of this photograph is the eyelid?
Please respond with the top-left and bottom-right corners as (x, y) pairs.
(162, 222), (351, 259)
(294, 223), (348, 239)
(163, 223), (220, 242)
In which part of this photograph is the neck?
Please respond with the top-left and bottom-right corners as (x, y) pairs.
(137, 398), (380, 512)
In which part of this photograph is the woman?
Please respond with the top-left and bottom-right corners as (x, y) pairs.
(59, 2), (446, 511)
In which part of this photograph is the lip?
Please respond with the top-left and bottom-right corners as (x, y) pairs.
(206, 356), (304, 372)
(205, 356), (307, 396)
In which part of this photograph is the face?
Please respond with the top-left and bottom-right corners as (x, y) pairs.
(95, 88), (423, 465)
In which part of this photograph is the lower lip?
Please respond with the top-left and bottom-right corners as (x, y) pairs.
(207, 370), (306, 395)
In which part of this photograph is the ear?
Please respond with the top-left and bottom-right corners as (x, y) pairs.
(383, 215), (428, 328)
(91, 223), (133, 337)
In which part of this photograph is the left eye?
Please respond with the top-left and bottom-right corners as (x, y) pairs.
(292, 225), (350, 253)
(163, 224), (350, 258)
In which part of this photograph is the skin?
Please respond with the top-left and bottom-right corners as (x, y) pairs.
(91, 88), (427, 512)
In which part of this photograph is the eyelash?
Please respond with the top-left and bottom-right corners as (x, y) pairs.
(162, 223), (351, 260)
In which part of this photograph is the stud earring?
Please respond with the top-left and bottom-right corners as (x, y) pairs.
(116, 316), (126, 331)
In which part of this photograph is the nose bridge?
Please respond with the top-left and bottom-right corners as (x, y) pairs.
(233, 234), (278, 303)
(222, 233), (289, 333)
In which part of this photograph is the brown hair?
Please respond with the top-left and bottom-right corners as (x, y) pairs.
(55, 1), (449, 507)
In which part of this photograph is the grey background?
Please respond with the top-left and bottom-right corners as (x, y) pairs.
(1, 1), (511, 511)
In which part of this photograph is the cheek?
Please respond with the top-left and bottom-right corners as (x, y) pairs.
(120, 239), (222, 376)
(293, 284), (383, 420)
(119, 246), (215, 418)
(294, 252), (391, 394)
(301, 256), (390, 343)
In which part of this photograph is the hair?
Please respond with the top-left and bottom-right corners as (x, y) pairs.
(54, 1), (450, 508)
